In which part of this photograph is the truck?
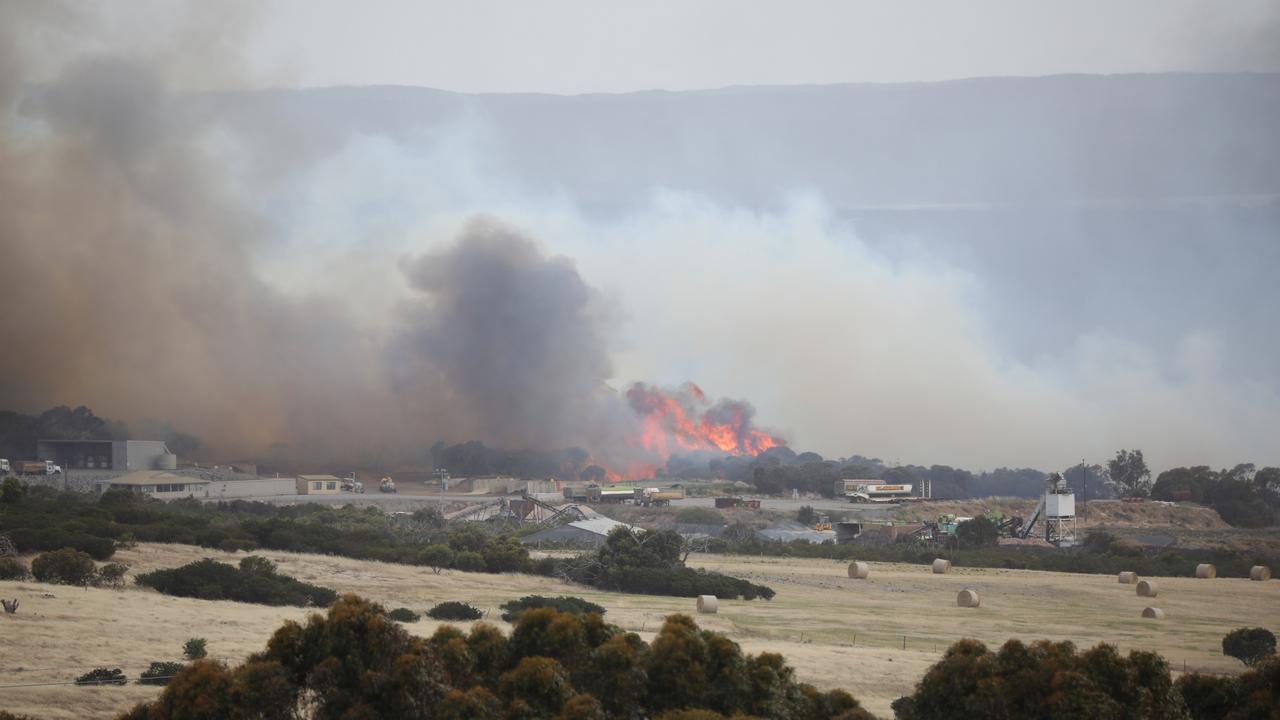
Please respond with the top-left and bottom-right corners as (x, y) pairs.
(342, 473), (364, 493)
(379, 476), (397, 493)
(834, 479), (913, 503)
(14, 460), (61, 475)
(634, 486), (685, 507)
(585, 483), (636, 504)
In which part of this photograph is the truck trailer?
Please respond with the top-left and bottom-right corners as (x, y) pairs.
(834, 479), (913, 503)
(13, 460), (61, 475)
(634, 486), (685, 507)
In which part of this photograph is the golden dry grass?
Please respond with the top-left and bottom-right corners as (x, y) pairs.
(2, 543), (1277, 719)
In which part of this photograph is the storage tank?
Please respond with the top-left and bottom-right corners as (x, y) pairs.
(1045, 493), (1074, 517)
(156, 453), (178, 470)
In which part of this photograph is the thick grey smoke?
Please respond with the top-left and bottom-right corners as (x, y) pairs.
(0, 3), (409, 459)
(391, 218), (624, 451)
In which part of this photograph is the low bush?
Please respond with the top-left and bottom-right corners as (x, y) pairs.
(427, 601), (482, 620)
(499, 595), (606, 622)
(183, 638), (207, 661)
(1179, 656), (1280, 719)
(453, 551), (485, 572)
(387, 607), (420, 623)
(599, 565), (776, 600)
(138, 661), (186, 685)
(135, 557), (337, 607)
(95, 562), (128, 589)
(75, 668), (127, 686)
(675, 507), (724, 525)
(31, 547), (97, 586)
(10, 526), (115, 560)
(0, 556), (28, 580)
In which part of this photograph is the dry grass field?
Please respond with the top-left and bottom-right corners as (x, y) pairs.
(2, 543), (1276, 719)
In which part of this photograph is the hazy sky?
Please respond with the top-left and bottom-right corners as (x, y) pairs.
(246, 0), (1280, 93)
(4, 0), (1278, 471)
(23, 0), (1279, 93)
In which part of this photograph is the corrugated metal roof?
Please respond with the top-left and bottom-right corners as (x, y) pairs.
(109, 471), (208, 486)
(567, 517), (632, 536)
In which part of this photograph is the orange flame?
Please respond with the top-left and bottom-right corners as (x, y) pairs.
(619, 382), (782, 477)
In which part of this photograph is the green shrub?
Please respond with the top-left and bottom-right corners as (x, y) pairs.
(135, 558), (337, 607)
(419, 543), (453, 573)
(387, 607), (421, 623)
(955, 516), (1000, 549)
(31, 547), (97, 586)
(453, 551), (486, 572)
(500, 595), (606, 622)
(75, 667), (127, 686)
(183, 638), (207, 660)
(675, 507), (724, 525)
(900, 638), (1185, 718)
(1, 477), (28, 504)
(428, 601), (483, 620)
(0, 556), (28, 580)
(138, 661), (186, 685)
(1178, 656), (1280, 720)
(95, 562), (128, 589)
(1222, 627), (1277, 667)
(796, 505), (817, 525)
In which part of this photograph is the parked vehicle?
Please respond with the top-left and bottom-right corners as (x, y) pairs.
(14, 460), (61, 475)
(341, 473), (364, 493)
(379, 476), (397, 493)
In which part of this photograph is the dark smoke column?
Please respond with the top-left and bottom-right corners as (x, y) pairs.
(392, 217), (623, 450)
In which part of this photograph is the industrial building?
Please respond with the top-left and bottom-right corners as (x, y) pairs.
(296, 475), (342, 495)
(108, 471), (210, 500)
(520, 518), (632, 546)
(36, 439), (175, 472)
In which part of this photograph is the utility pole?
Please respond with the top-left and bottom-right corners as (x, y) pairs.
(1082, 460), (1088, 525)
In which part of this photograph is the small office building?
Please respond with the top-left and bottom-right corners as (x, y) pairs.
(296, 475), (342, 495)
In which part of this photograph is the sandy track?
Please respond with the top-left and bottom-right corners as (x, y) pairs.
(2, 544), (1275, 719)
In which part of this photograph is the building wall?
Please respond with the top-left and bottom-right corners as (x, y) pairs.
(115, 440), (173, 471)
(296, 477), (341, 495)
(37, 440), (113, 469)
(204, 478), (296, 499)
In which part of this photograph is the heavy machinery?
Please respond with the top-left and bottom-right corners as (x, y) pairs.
(834, 479), (914, 503)
(634, 486), (685, 507)
(812, 513), (833, 531)
(379, 476), (397, 493)
(342, 473), (364, 493)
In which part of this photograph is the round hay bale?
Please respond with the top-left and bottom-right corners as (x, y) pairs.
(1141, 607), (1165, 619)
(931, 559), (952, 574)
(848, 561), (870, 579)
(696, 595), (718, 614)
(1118, 571), (1138, 584)
(956, 588), (980, 608)
(1250, 565), (1271, 582)
(1195, 563), (1217, 579)
(1136, 580), (1159, 597)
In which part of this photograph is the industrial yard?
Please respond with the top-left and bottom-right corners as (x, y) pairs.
(2, 542), (1275, 720)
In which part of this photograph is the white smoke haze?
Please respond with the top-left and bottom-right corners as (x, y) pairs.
(2, 2), (1277, 473)
(269, 124), (1280, 470)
